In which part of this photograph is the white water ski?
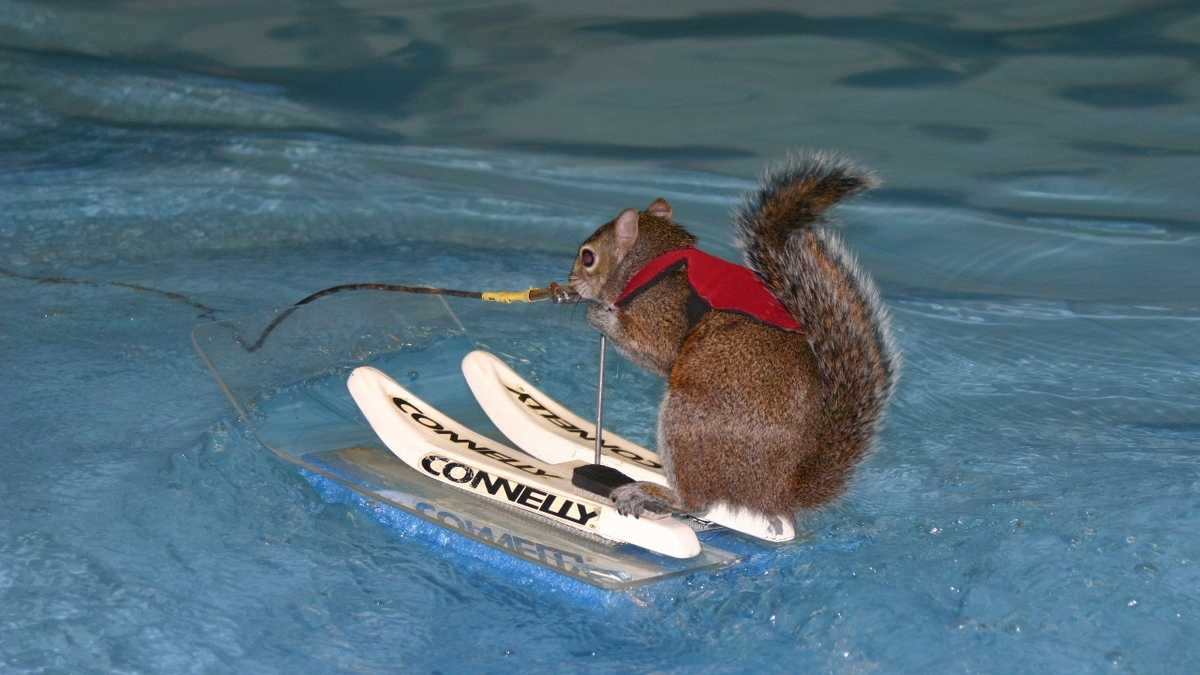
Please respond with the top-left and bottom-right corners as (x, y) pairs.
(346, 366), (702, 559)
(462, 351), (796, 543)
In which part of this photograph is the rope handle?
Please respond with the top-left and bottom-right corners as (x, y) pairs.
(236, 280), (580, 351)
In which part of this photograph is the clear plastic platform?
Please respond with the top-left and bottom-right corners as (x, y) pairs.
(192, 291), (738, 591)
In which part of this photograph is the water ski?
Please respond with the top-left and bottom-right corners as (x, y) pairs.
(346, 366), (702, 559)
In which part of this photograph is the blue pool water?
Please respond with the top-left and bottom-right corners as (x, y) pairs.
(2, 2), (1199, 672)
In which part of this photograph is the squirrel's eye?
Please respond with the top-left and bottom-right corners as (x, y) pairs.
(580, 247), (596, 268)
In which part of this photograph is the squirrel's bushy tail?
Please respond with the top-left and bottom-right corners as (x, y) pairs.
(735, 153), (899, 491)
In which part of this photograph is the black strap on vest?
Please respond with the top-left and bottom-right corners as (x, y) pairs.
(685, 289), (711, 332)
(619, 262), (711, 333)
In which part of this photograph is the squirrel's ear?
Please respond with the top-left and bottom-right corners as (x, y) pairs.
(614, 208), (639, 257)
(646, 198), (673, 220)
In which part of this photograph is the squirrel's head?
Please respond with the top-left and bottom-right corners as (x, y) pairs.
(568, 198), (695, 303)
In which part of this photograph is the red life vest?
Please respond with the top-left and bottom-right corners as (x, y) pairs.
(614, 247), (802, 332)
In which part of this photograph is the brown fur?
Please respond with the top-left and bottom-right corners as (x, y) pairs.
(567, 156), (899, 519)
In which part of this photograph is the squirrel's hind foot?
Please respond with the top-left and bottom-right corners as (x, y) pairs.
(611, 481), (686, 519)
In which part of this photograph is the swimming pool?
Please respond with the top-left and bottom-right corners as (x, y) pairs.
(2, 2), (1198, 672)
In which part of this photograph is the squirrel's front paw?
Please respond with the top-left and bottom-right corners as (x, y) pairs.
(586, 302), (620, 336)
(611, 482), (671, 519)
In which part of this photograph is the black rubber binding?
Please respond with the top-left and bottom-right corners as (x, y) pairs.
(571, 463), (636, 498)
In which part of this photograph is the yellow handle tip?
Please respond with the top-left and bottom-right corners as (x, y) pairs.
(481, 289), (534, 304)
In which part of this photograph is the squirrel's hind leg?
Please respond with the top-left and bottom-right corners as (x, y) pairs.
(610, 482), (688, 519)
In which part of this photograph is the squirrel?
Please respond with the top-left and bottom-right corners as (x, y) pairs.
(566, 153), (899, 520)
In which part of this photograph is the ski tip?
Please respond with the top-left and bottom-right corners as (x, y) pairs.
(461, 349), (504, 380)
(348, 365), (386, 386)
